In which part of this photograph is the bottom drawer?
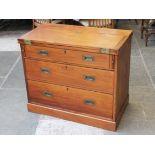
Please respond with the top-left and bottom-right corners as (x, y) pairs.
(27, 80), (113, 118)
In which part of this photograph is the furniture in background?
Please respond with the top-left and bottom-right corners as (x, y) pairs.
(18, 24), (132, 131)
(33, 19), (115, 29)
(32, 19), (63, 29)
(141, 19), (155, 46)
(129, 19), (138, 25)
(79, 19), (115, 28)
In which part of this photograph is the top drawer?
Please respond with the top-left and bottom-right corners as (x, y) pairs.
(24, 45), (111, 70)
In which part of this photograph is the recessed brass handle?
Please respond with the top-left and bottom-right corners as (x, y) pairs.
(84, 100), (95, 105)
(42, 91), (53, 97)
(40, 67), (51, 74)
(83, 55), (94, 62)
(38, 50), (48, 56)
(84, 75), (95, 81)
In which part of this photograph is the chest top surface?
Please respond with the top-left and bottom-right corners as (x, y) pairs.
(18, 24), (132, 51)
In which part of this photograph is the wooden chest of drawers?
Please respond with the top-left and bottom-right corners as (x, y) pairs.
(18, 24), (132, 131)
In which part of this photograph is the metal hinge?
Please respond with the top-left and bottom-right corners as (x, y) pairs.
(100, 48), (110, 54)
(24, 39), (31, 45)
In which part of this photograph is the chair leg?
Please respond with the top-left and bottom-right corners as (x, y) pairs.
(141, 19), (144, 39)
(145, 38), (148, 46)
(32, 20), (35, 29)
(145, 31), (149, 46)
(135, 19), (138, 25)
(141, 27), (144, 39)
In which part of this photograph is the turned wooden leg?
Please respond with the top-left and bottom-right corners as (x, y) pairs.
(32, 20), (34, 29)
(145, 39), (148, 47)
(145, 31), (149, 47)
(32, 24), (35, 29)
(135, 19), (138, 25)
(141, 20), (144, 39)
(141, 27), (144, 39)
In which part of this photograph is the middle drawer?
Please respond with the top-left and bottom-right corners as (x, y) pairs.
(25, 59), (114, 94)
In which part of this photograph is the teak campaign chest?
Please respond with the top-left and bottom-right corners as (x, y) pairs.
(18, 24), (132, 131)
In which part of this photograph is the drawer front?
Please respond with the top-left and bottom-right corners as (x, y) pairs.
(28, 80), (113, 118)
(25, 59), (114, 94)
(25, 45), (110, 69)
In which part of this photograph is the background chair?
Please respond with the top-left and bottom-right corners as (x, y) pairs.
(141, 19), (155, 46)
(32, 19), (63, 29)
(79, 19), (115, 28)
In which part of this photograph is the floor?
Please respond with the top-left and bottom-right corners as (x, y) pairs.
(0, 20), (155, 135)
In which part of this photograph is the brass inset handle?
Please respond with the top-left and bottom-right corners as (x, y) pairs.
(40, 67), (51, 74)
(83, 55), (94, 62)
(38, 50), (48, 56)
(42, 91), (53, 97)
(84, 100), (95, 105)
(84, 75), (95, 81)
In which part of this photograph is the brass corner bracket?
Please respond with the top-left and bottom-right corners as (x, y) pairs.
(100, 48), (110, 54)
(24, 39), (31, 45)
